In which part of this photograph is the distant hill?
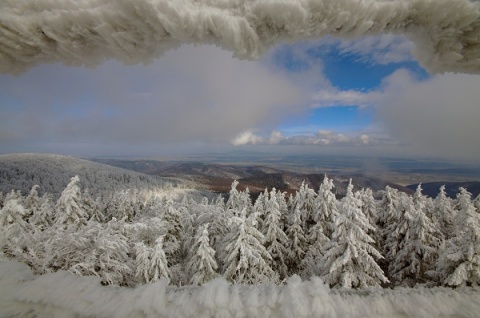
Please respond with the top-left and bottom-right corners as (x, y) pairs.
(0, 154), (184, 198)
(90, 159), (412, 198)
(407, 181), (480, 198)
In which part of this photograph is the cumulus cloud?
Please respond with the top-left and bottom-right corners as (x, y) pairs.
(231, 129), (396, 147)
(1, 0), (480, 74)
(0, 45), (307, 155)
(377, 70), (480, 162)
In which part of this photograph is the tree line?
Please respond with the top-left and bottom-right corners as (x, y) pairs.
(0, 175), (479, 288)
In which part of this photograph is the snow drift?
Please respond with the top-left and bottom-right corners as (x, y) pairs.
(1, 0), (480, 74)
(1, 259), (479, 318)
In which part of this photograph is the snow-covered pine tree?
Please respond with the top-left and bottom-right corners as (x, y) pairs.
(388, 196), (442, 287)
(286, 206), (307, 276)
(378, 186), (401, 229)
(290, 181), (316, 230)
(320, 180), (387, 288)
(262, 188), (289, 279)
(135, 242), (153, 284)
(161, 198), (183, 261)
(55, 176), (88, 227)
(0, 194), (26, 227)
(226, 180), (243, 214)
(135, 236), (171, 284)
(275, 189), (289, 230)
(82, 189), (104, 223)
(435, 188), (480, 286)
(358, 188), (378, 227)
(313, 175), (338, 239)
(300, 212), (330, 278)
(252, 190), (267, 229)
(187, 223), (218, 285)
(68, 219), (133, 286)
(223, 209), (278, 284)
(299, 177), (334, 278)
(150, 236), (171, 283)
(432, 185), (455, 239)
(378, 186), (402, 272)
(24, 185), (41, 220)
(30, 194), (54, 230)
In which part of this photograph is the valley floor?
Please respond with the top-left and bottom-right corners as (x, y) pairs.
(1, 258), (478, 318)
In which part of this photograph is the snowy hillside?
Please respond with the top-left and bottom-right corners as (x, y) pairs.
(0, 153), (186, 198)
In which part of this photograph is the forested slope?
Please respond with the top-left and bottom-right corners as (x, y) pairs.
(0, 154), (184, 198)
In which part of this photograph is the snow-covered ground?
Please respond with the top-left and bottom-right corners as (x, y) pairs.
(1, 258), (478, 318)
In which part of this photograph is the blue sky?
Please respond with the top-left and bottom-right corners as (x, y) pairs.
(1, 34), (480, 162)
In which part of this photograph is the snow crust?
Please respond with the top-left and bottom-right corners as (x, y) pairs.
(1, 258), (479, 318)
(1, 0), (480, 74)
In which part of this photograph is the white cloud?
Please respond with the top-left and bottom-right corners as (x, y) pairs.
(231, 129), (396, 147)
(0, 45), (307, 155)
(377, 70), (480, 162)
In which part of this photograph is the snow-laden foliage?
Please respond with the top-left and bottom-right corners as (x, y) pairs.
(435, 188), (480, 286)
(55, 176), (89, 227)
(433, 185), (455, 238)
(223, 210), (278, 284)
(187, 223), (218, 285)
(320, 181), (388, 288)
(262, 189), (289, 279)
(1, 175), (479, 291)
(388, 196), (442, 287)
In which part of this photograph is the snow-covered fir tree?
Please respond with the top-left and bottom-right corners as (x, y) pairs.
(388, 196), (442, 287)
(262, 188), (289, 279)
(223, 209), (278, 284)
(432, 185), (455, 239)
(150, 236), (171, 283)
(55, 176), (88, 227)
(135, 236), (170, 284)
(286, 205), (307, 276)
(226, 180), (252, 215)
(30, 194), (54, 230)
(0, 194), (26, 227)
(68, 219), (133, 286)
(187, 223), (218, 285)
(291, 181), (316, 230)
(313, 175), (338, 239)
(435, 188), (480, 286)
(160, 198), (183, 262)
(24, 185), (41, 220)
(320, 181), (387, 288)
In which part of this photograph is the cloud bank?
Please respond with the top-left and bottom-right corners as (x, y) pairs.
(1, 0), (480, 74)
(231, 129), (394, 147)
(0, 45), (306, 155)
(377, 70), (480, 162)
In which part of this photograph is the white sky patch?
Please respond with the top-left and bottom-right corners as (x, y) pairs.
(1, 0), (480, 74)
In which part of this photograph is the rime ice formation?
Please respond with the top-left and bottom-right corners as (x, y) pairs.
(1, 0), (480, 74)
